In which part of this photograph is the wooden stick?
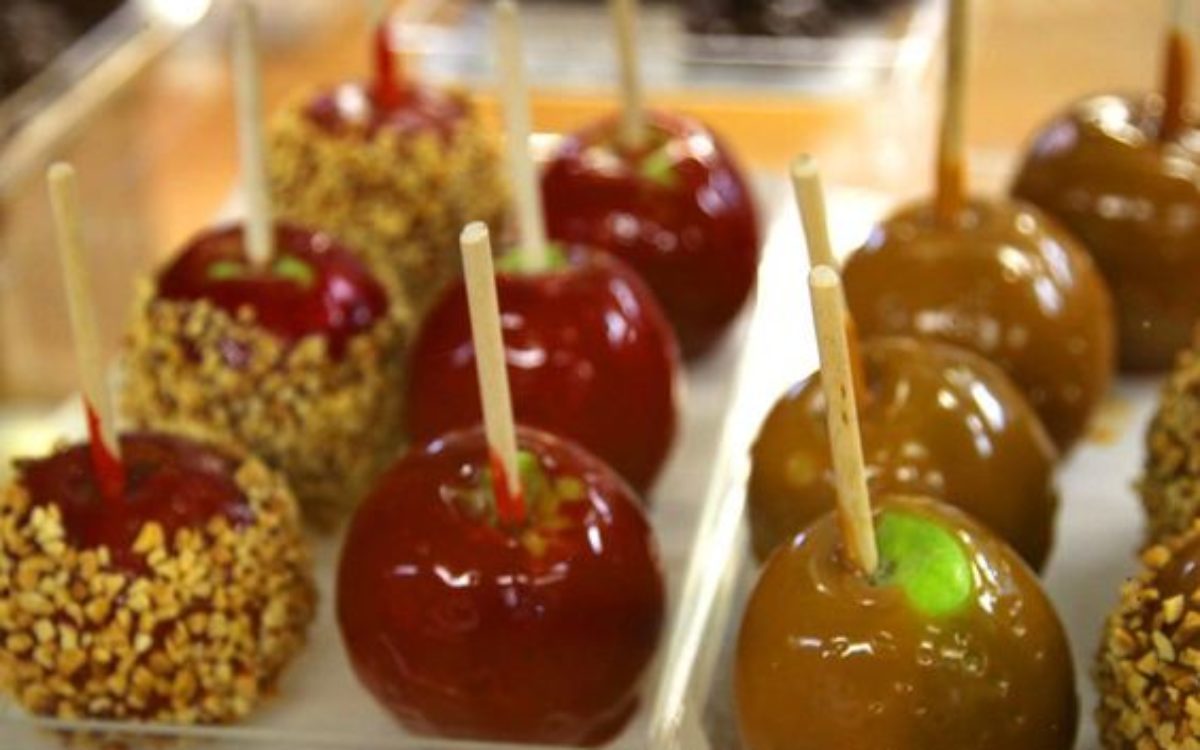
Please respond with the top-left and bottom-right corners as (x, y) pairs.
(1161, 0), (1191, 142)
(460, 222), (525, 524)
(233, 0), (274, 268)
(495, 0), (549, 269)
(791, 155), (836, 269)
(46, 163), (121, 461)
(610, 0), (646, 149)
(934, 0), (970, 226)
(809, 265), (877, 576)
(792, 155), (869, 404)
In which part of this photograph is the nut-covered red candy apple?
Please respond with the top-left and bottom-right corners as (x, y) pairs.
(267, 3), (505, 314)
(340, 224), (664, 745)
(541, 111), (760, 360)
(125, 222), (406, 526)
(406, 244), (679, 493)
(841, 0), (1114, 451)
(539, 0), (757, 359)
(734, 267), (1077, 750)
(1013, 12), (1200, 371)
(0, 163), (315, 724)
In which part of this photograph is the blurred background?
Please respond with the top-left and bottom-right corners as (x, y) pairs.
(0, 0), (1168, 411)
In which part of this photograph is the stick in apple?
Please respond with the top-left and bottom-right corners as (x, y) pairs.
(495, 0), (549, 269)
(809, 265), (877, 575)
(233, 0), (274, 268)
(46, 162), (126, 505)
(1161, 0), (1191, 141)
(459, 221), (526, 526)
(368, 0), (404, 109)
(934, 0), (970, 226)
(610, 0), (646, 149)
(792, 155), (868, 403)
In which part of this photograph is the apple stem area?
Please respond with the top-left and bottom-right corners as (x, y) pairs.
(1161, 24), (1191, 142)
(371, 11), (404, 110)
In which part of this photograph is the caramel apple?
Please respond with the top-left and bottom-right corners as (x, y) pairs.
(267, 6), (505, 316)
(0, 431), (315, 722)
(1013, 14), (1198, 371)
(123, 222), (407, 526)
(1139, 344), (1200, 544)
(841, 0), (1115, 451)
(735, 494), (1078, 750)
(749, 336), (1059, 570)
(1096, 525), (1200, 748)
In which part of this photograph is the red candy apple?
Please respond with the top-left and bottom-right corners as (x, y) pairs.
(16, 430), (253, 572)
(541, 110), (760, 359)
(406, 246), (679, 493)
(157, 221), (388, 356)
(336, 425), (666, 745)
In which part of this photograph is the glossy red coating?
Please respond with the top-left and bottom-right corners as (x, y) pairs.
(84, 400), (125, 504)
(336, 426), (666, 745)
(405, 247), (680, 493)
(157, 221), (388, 357)
(16, 431), (253, 571)
(305, 77), (466, 142)
(541, 110), (760, 359)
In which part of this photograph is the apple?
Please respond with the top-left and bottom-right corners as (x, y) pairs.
(336, 425), (665, 745)
(541, 110), (760, 360)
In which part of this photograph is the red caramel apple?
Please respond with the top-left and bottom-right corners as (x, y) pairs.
(842, 198), (1115, 452)
(1013, 94), (1200, 371)
(735, 494), (1078, 750)
(541, 110), (760, 359)
(748, 336), (1059, 570)
(123, 221), (406, 526)
(406, 246), (679, 493)
(0, 430), (314, 722)
(267, 15), (505, 316)
(337, 426), (665, 745)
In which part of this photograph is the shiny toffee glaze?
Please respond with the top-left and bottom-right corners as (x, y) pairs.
(336, 426), (665, 745)
(541, 110), (760, 360)
(1014, 93), (1200, 372)
(748, 337), (1059, 570)
(157, 222), (388, 358)
(405, 246), (679, 493)
(842, 197), (1116, 452)
(15, 432), (253, 572)
(735, 494), (1078, 750)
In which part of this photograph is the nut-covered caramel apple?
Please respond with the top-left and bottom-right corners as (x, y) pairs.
(1096, 524), (1200, 748)
(124, 222), (407, 526)
(748, 336), (1060, 570)
(0, 431), (315, 723)
(735, 494), (1078, 750)
(1139, 344), (1200, 544)
(267, 13), (505, 315)
(1013, 16), (1198, 372)
(337, 426), (665, 744)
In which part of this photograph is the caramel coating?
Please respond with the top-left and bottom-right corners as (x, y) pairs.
(266, 89), (507, 317)
(1140, 345), (1200, 544)
(735, 494), (1078, 750)
(123, 288), (408, 527)
(0, 446), (314, 723)
(1096, 529), (1200, 748)
(1015, 93), (1200, 372)
(842, 197), (1116, 452)
(748, 337), (1059, 569)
